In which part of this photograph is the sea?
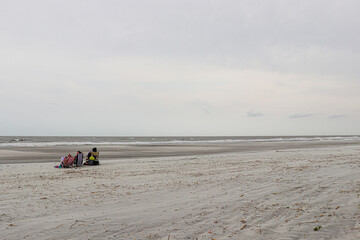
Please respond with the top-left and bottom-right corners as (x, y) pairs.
(0, 136), (359, 147)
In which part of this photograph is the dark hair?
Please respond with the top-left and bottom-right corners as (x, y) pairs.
(92, 147), (97, 152)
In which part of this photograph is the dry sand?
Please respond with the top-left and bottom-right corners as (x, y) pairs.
(1, 144), (360, 239)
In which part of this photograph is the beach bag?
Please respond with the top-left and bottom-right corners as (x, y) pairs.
(62, 155), (75, 168)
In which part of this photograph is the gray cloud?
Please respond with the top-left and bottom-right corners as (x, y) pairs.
(1, 0), (359, 77)
(290, 114), (313, 119)
(1, 1), (360, 135)
(328, 114), (346, 119)
(247, 110), (264, 118)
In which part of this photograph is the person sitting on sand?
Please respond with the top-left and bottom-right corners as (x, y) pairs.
(84, 147), (99, 165)
(73, 151), (84, 167)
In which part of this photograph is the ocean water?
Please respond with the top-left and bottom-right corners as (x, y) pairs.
(0, 136), (359, 147)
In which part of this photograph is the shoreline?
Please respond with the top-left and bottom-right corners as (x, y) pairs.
(1, 140), (360, 164)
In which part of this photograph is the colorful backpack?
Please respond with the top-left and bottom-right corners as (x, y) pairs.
(62, 154), (75, 168)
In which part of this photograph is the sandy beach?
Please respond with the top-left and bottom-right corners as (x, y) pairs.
(1, 143), (360, 239)
(1, 139), (359, 164)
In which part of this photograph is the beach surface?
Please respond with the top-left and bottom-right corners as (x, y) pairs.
(1, 143), (360, 239)
(1, 139), (359, 164)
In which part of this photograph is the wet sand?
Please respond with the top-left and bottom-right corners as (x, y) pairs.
(1, 140), (359, 164)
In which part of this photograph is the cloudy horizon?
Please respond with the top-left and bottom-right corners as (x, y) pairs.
(1, 0), (359, 136)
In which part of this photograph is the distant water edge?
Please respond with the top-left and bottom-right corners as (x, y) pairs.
(0, 136), (360, 147)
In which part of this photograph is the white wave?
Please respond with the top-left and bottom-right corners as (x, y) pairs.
(0, 136), (360, 147)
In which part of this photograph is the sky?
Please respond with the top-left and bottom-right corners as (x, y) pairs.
(1, 0), (360, 136)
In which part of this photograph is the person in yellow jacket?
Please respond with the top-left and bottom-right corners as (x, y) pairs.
(84, 147), (99, 165)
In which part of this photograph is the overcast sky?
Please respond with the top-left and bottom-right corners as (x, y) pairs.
(1, 0), (360, 136)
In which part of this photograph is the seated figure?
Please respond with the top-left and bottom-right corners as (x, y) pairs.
(74, 151), (84, 167)
(84, 147), (100, 165)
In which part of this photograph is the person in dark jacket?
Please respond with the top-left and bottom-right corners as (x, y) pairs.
(84, 147), (99, 165)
